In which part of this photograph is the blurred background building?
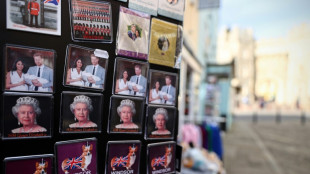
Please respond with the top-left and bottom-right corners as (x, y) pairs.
(217, 27), (255, 109)
(179, 1), (310, 132)
(179, 0), (310, 173)
(255, 24), (310, 111)
(179, 0), (220, 127)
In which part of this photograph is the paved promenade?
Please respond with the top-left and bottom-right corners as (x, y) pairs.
(223, 117), (310, 174)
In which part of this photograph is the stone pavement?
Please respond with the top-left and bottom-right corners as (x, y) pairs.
(223, 117), (310, 174)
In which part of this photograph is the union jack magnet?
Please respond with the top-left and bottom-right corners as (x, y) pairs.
(147, 141), (176, 174)
(55, 137), (97, 174)
(105, 140), (141, 174)
(4, 154), (53, 174)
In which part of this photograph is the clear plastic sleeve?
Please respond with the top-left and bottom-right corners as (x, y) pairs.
(2, 92), (54, 140)
(108, 95), (145, 134)
(115, 6), (151, 60)
(147, 69), (178, 106)
(69, 0), (113, 43)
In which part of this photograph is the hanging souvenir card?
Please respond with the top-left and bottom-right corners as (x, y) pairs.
(108, 95), (145, 134)
(129, 0), (158, 16)
(158, 0), (185, 21)
(63, 44), (109, 91)
(145, 105), (176, 140)
(70, 0), (113, 42)
(3, 44), (56, 93)
(113, 57), (149, 97)
(55, 138), (97, 174)
(60, 91), (103, 133)
(148, 70), (178, 106)
(116, 6), (151, 60)
(147, 141), (176, 174)
(2, 92), (53, 140)
(4, 154), (54, 174)
(6, 0), (61, 36)
(105, 141), (141, 174)
(148, 18), (178, 67)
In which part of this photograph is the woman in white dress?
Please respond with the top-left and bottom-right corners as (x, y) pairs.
(149, 81), (161, 104)
(115, 70), (130, 95)
(5, 58), (28, 91)
(66, 58), (84, 86)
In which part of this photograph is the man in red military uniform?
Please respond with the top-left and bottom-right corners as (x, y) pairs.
(28, 0), (40, 28)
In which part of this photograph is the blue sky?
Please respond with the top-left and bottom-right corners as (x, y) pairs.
(219, 0), (310, 39)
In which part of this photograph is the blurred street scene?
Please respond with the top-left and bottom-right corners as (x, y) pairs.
(224, 117), (310, 174)
(178, 0), (310, 173)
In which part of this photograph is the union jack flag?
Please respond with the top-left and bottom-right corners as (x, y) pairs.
(44, 0), (59, 5)
(152, 156), (165, 167)
(112, 156), (128, 167)
(63, 156), (83, 170)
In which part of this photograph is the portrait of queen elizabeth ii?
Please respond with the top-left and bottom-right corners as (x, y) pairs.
(151, 108), (171, 135)
(60, 92), (103, 133)
(11, 96), (47, 133)
(2, 93), (53, 139)
(69, 95), (97, 128)
(146, 106), (176, 139)
(115, 99), (138, 129)
(109, 96), (144, 133)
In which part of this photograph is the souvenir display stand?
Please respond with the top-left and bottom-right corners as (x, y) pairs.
(0, 0), (184, 173)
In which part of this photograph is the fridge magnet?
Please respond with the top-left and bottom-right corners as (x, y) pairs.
(2, 92), (53, 139)
(147, 141), (176, 174)
(108, 95), (145, 134)
(113, 58), (149, 97)
(106, 141), (141, 174)
(116, 6), (151, 60)
(55, 138), (97, 174)
(158, 0), (185, 21)
(128, 0), (158, 16)
(3, 44), (56, 93)
(4, 154), (54, 174)
(148, 70), (178, 106)
(60, 91), (103, 133)
(148, 18), (178, 67)
(70, 0), (113, 42)
(6, 0), (61, 35)
(64, 44), (108, 91)
(145, 106), (176, 139)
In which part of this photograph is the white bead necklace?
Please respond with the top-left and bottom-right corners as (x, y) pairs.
(20, 126), (35, 133)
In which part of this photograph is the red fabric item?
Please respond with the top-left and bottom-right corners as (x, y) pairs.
(28, 1), (40, 16)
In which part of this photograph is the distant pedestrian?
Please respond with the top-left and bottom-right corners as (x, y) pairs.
(296, 98), (300, 109)
(259, 98), (265, 109)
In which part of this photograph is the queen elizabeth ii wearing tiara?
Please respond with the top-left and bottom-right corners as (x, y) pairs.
(69, 95), (97, 128)
(115, 99), (138, 129)
(11, 97), (47, 133)
(151, 108), (171, 135)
